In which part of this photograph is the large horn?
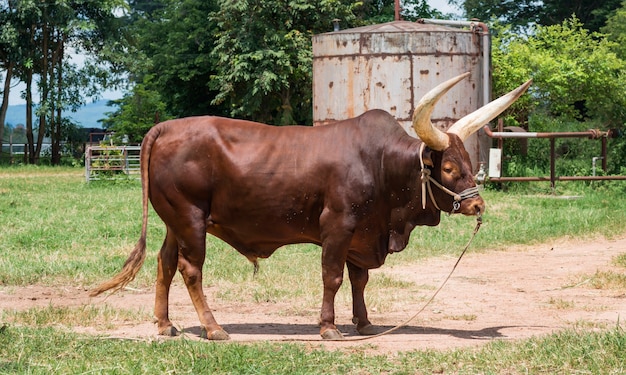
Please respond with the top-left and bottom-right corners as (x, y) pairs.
(412, 72), (470, 151)
(448, 79), (533, 141)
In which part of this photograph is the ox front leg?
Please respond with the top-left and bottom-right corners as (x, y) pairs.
(319, 231), (352, 340)
(347, 261), (378, 335)
(320, 263), (345, 340)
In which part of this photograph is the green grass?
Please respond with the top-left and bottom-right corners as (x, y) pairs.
(0, 325), (624, 374)
(0, 168), (153, 287)
(1, 304), (151, 329)
(1, 165), (626, 374)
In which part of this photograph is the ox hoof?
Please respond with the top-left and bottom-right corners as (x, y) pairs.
(159, 326), (180, 337)
(320, 328), (344, 340)
(201, 328), (230, 341)
(357, 324), (379, 336)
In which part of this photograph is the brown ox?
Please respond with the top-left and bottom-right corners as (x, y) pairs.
(91, 73), (530, 340)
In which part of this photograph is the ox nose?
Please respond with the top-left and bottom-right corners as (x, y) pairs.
(463, 196), (485, 216)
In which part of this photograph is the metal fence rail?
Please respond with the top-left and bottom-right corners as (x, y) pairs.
(483, 123), (626, 191)
(85, 145), (141, 182)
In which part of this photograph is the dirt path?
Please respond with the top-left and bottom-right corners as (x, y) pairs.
(2, 236), (625, 354)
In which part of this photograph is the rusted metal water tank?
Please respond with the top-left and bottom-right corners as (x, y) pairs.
(312, 20), (490, 171)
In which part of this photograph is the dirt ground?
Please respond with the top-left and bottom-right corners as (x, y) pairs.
(1, 236), (625, 354)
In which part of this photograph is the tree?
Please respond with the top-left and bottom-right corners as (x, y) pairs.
(209, 0), (446, 125)
(453, 0), (622, 32)
(398, 0), (446, 20)
(354, 0), (445, 23)
(490, 17), (626, 177)
(100, 78), (171, 143)
(105, 0), (448, 132)
(0, 7), (15, 154)
(492, 17), (626, 128)
(540, 0), (622, 32)
(0, 0), (127, 164)
(45, 0), (128, 165)
(209, 0), (355, 125)
(0, 0), (32, 161)
(124, 0), (228, 119)
(602, 0), (626, 61)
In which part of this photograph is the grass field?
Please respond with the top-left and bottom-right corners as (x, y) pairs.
(1, 165), (625, 374)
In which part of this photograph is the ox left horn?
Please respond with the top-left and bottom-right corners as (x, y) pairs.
(448, 78), (533, 141)
(412, 72), (470, 151)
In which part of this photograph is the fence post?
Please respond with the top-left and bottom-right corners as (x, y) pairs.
(85, 146), (91, 182)
(550, 138), (556, 192)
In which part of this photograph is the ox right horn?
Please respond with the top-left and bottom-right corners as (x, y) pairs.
(412, 72), (470, 151)
(448, 79), (533, 142)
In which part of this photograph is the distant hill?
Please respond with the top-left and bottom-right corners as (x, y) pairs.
(4, 99), (115, 129)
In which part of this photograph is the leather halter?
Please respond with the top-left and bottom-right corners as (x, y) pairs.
(419, 143), (480, 212)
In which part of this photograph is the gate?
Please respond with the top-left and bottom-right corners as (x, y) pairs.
(85, 145), (141, 182)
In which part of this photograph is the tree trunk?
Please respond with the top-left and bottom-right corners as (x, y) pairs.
(36, 18), (49, 163)
(278, 88), (294, 126)
(25, 67), (35, 164)
(0, 62), (13, 161)
(51, 31), (64, 165)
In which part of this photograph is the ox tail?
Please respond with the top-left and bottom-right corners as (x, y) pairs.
(89, 125), (162, 297)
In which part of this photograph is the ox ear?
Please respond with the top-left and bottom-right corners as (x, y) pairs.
(412, 72), (470, 151)
(421, 147), (434, 167)
(448, 79), (533, 141)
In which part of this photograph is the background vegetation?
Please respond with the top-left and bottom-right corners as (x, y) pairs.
(2, 0), (626, 174)
(0, 0), (127, 164)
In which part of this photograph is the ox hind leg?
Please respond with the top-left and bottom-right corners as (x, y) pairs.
(173, 219), (230, 340)
(153, 205), (229, 341)
(346, 261), (378, 335)
(154, 228), (179, 336)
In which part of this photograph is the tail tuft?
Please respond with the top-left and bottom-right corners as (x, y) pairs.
(89, 238), (147, 297)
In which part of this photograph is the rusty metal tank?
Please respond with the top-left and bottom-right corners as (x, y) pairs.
(312, 20), (490, 171)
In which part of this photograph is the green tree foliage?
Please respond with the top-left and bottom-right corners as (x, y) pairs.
(354, 0), (445, 23)
(127, 0), (167, 16)
(0, 0), (128, 164)
(209, 0), (358, 125)
(106, 0), (446, 134)
(100, 79), (171, 143)
(126, 0), (226, 119)
(101, 0), (227, 141)
(602, 0), (626, 61)
(492, 17), (626, 128)
(454, 0), (622, 32)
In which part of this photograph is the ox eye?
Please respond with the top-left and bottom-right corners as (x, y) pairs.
(443, 167), (453, 174)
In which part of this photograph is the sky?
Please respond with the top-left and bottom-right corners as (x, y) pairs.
(428, 0), (460, 16)
(7, 0), (461, 106)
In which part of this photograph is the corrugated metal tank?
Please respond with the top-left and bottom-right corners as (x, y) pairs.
(312, 20), (489, 171)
